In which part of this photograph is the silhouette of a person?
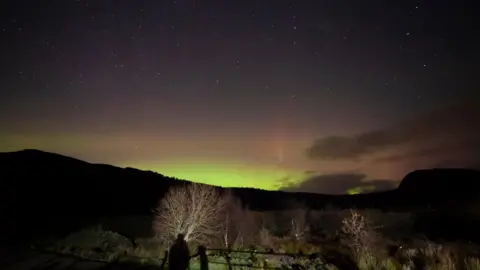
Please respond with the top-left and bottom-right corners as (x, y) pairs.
(168, 233), (190, 270)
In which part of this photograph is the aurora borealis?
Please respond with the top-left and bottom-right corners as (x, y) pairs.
(0, 1), (477, 194)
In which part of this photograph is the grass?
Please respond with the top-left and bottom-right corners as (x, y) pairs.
(44, 209), (480, 270)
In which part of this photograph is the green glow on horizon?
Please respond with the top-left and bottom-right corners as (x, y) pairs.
(1, 135), (380, 194)
(126, 161), (306, 190)
(124, 161), (373, 194)
(347, 185), (376, 195)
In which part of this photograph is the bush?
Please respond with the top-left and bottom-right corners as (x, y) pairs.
(49, 225), (133, 262)
(128, 237), (165, 258)
(43, 207), (480, 270)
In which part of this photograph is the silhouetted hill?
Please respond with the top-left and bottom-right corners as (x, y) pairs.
(3, 149), (480, 209)
(0, 150), (187, 246)
(396, 168), (480, 208)
(399, 168), (480, 195)
(2, 149), (480, 245)
(0, 150), (344, 215)
(3, 150), (480, 213)
(0, 149), (181, 216)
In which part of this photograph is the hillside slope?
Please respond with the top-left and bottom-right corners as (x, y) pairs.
(0, 149), (398, 214)
(1, 149), (480, 245)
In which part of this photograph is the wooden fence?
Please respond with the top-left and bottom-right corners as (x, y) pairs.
(35, 247), (332, 269)
(201, 248), (326, 269)
(126, 247), (327, 270)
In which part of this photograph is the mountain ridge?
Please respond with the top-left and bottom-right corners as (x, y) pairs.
(2, 149), (479, 212)
(1, 149), (480, 246)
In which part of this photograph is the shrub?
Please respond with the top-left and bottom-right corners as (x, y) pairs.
(49, 225), (133, 262)
(341, 210), (381, 258)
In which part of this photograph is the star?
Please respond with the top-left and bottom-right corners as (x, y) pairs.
(0, 0), (472, 192)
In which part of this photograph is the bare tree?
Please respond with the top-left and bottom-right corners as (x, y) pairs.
(222, 190), (236, 248)
(284, 200), (309, 243)
(289, 208), (309, 243)
(152, 183), (225, 245)
(222, 190), (257, 248)
(259, 227), (275, 249)
(341, 210), (379, 256)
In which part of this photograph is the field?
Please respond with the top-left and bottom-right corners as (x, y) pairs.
(4, 183), (480, 270)
(35, 208), (480, 270)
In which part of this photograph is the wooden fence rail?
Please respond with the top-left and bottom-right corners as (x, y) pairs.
(125, 247), (325, 270)
(202, 248), (326, 270)
(36, 247), (329, 269)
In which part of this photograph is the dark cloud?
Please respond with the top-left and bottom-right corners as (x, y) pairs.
(432, 159), (478, 169)
(307, 101), (480, 165)
(375, 140), (480, 165)
(281, 173), (398, 194)
(306, 130), (411, 160)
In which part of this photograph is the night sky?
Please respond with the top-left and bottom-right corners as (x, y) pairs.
(1, 1), (478, 193)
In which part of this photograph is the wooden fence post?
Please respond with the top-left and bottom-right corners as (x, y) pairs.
(160, 250), (168, 270)
(263, 258), (268, 269)
(225, 247), (233, 270)
(198, 245), (209, 270)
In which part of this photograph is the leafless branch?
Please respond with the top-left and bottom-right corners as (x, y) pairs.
(341, 209), (379, 256)
(152, 183), (225, 245)
(222, 190), (258, 248)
